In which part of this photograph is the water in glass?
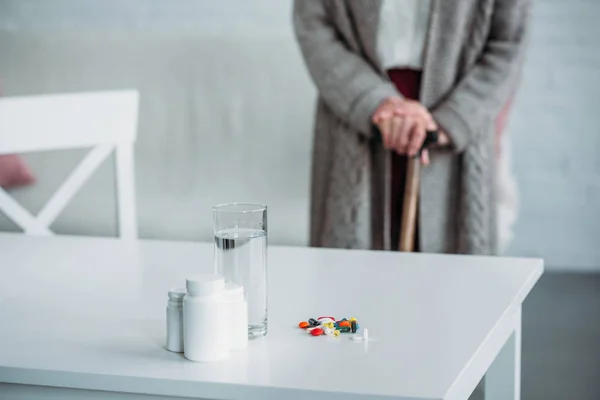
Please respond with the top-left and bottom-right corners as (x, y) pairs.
(214, 227), (267, 338)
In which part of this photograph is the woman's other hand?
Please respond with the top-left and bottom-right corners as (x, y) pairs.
(373, 97), (451, 165)
(373, 97), (436, 163)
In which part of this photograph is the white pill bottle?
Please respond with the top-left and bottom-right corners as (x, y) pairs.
(166, 287), (186, 353)
(183, 274), (229, 362)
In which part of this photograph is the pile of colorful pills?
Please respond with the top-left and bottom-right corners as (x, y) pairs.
(298, 316), (360, 337)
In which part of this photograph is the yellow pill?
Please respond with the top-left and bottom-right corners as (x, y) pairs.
(333, 330), (341, 337)
(349, 318), (357, 322)
(324, 322), (334, 329)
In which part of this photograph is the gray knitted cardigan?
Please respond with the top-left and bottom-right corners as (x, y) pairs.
(293, 0), (530, 255)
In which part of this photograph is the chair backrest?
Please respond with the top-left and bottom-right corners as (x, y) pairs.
(0, 90), (139, 239)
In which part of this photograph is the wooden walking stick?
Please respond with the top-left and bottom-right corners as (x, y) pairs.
(399, 130), (438, 252)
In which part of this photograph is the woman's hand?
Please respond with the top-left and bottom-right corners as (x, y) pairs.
(373, 97), (436, 164)
(373, 97), (451, 165)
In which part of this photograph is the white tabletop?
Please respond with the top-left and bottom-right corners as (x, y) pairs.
(0, 233), (543, 400)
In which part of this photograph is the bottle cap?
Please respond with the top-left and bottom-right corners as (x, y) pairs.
(168, 287), (187, 301)
(186, 274), (225, 296)
(224, 282), (244, 302)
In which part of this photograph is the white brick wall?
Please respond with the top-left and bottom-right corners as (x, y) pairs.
(506, 0), (600, 271)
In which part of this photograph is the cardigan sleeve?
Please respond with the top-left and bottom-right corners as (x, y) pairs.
(293, 0), (399, 137)
(432, 0), (532, 153)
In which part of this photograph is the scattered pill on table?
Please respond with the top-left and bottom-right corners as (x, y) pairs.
(311, 328), (324, 336)
(301, 316), (361, 339)
(351, 328), (371, 342)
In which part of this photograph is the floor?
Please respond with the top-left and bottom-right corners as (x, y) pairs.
(470, 272), (600, 400)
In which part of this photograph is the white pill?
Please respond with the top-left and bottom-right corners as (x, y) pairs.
(362, 328), (369, 341)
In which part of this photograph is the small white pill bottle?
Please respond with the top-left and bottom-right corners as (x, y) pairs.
(166, 287), (186, 352)
(183, 274), (229, 362)
(225, 282), (248, 350)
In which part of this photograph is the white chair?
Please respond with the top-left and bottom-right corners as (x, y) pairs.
(0, 90), (139, 239)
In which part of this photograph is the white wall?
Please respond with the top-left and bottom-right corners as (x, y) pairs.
(0, 0), (314, 246)
(505, 0), (600, 271)
(1, 0), (599, 271)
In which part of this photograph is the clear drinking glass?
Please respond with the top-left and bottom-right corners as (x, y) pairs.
(213, 203), (267, 338)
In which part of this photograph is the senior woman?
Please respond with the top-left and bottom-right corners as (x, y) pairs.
(293, 0), (530, 255)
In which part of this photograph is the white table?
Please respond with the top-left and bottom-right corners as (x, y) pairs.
(0, 233), (543, 400)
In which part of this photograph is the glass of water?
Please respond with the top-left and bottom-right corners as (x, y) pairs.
(213, 203), (267, 338)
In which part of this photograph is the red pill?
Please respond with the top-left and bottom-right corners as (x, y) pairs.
(311, 328), (324, 336)
(299, 321), (309, 329)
